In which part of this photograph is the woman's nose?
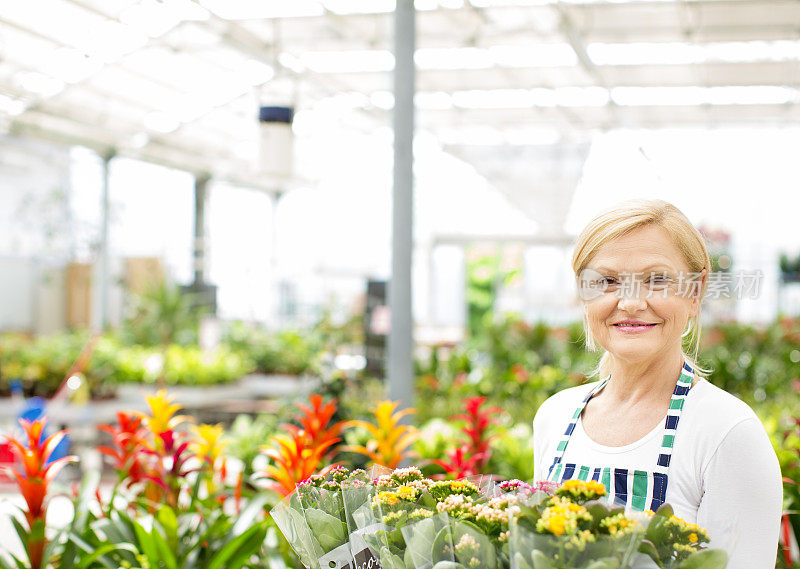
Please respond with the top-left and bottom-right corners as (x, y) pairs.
(617, 295), (647, 310)
(616, 282), (648, 309)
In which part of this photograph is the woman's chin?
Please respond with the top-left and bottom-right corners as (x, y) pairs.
(606, 343), (659, 360)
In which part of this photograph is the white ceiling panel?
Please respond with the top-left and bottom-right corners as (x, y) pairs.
(0, 0), (798, 188)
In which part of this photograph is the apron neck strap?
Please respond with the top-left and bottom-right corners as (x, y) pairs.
(547, 358), (696, 480)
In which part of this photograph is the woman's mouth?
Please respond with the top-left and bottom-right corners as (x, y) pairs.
(612, 323), (658, 333)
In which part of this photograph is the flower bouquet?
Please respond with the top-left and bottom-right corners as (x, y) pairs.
(509, 480), (647, 569)
(342, 465), (393, 568)
(271, 466), (366, 569)
(355, 469), (526, 569)
(509, 480), (730, 569)
(270, 465), (395, 569)
(635, 504), (731, 569)
(271, 468), (729, 569)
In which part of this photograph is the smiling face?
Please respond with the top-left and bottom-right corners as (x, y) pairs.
(580, 224), (705, 365)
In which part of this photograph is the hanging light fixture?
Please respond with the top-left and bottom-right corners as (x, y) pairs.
(258, 105), (294, 179)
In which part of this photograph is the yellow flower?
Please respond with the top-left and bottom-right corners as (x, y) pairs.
(191, 423), (227, 466)
(141, 389), (193, 435)
(546, 513), (567, 536)
(536, 496), (591, 537)
(396, 485), (418, 501)
(376, 491), (399, 506)
(557, 479), (607, 502)
(689, 532), (698, 544)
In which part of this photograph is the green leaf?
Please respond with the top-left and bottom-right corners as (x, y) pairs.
(213, 525), (268, 569)
(432, 562), (465, 569)
(90, 516), (134, 545)
(41, 525), (68, 568)
(304, 507), (346, 551)
(512, 553), (533, 569)
(207, 523), (267, 569)
(28, 518), (46, 543)
(73, 470), (100, 533)
(9, 514), (28, 546)
(653, 504), (674, 518)
(677, 549), (729, 569)
(67, 532), (129, 569)
(73, 543), (139, 569)
(132, 519), (160, 563)
(402, 517), (438, 566)
(8, 553), (26, 569)
(156, 505), (179, 553)
(229, 492), (270, 538)
(636, 541), (663, 567)
(532, 550), (556, 569)
(61, 470), (100, 568)
(378, 546), (406, 569)
(584, 558), (620, 569)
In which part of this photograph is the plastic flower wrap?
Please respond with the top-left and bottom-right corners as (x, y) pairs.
(271, 466), (367, 569)
(356, 467), (441, 568)
(271, 491), (326, 569)
(342, 465), (392, 568)
(509, 480), (647, 569)
(270, 468), (730, 569)
(362, 470), (528, 569)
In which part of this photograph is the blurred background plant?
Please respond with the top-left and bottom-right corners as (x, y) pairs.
(118, 279), (207, 348)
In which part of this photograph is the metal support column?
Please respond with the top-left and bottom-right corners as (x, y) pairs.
(97, 150), (115, 330)
(388, 0), (416, 411)
(193, 174), (210, 287)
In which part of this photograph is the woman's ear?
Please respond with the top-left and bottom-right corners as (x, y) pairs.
(689, 268), (707, 316)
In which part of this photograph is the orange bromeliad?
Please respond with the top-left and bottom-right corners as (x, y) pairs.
(344, 400), (417, 469)
(260, 429), (338, 496)
(286, 394), (347, 452)
(1, 418), (77, 569)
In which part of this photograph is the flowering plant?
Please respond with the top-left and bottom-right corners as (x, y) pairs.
(510, 480), (729, 569)
(347, 468), (518, 569)
(637, 504), (730, 568)
(270, 471), (730, 569)
(509, 480), (646, 569)
(270, 466), (387, 569)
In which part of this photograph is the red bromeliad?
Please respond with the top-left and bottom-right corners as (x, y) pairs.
(140, 429), (199, 509)
(453, 396), (502, 473)
(97, 411), (149, 488)
(431, 445), (488, 479)
(0, 418), (77, 569)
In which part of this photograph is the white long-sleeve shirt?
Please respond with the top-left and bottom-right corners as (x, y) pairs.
(532, 376), (783, 569)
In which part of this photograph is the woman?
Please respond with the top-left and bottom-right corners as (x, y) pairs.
(532, 199), (782, 568)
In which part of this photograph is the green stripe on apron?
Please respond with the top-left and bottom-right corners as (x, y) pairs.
(632, 471), (648, 511)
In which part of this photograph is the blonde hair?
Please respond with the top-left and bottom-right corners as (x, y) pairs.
(572, 198), (713, 381)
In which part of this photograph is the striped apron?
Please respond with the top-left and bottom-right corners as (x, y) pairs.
(546, 360), (695, 512)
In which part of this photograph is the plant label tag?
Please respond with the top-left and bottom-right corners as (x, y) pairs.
(352, 546), (381, 569)
(318, 543), (354, 569)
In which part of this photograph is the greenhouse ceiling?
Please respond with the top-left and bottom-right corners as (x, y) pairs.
(1, 0), (799, 190)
